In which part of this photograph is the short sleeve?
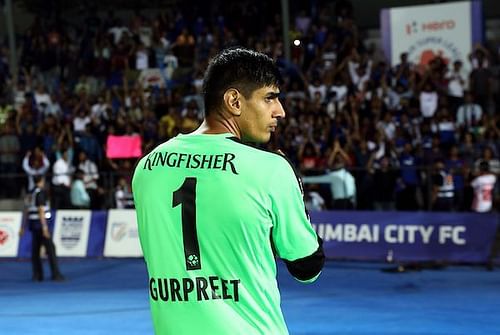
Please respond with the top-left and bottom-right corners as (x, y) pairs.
(35, 190), (46, 207)
(268, 158), (319, 261)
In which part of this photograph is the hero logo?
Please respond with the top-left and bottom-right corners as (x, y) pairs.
(0, 225), (14, 249)
(406, 20), (456, 35)
(0, 229), (9, 246)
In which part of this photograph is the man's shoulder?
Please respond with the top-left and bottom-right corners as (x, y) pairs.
(228, 141), (296, 170)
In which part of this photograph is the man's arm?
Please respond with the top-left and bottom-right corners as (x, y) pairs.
(35, 191), (50, 239)
(38, 205), (50, 238)
(283, 236), (325, 282)
(269, 158), (325, 282)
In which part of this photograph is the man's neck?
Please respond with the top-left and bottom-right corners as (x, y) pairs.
(192, 115), (241, 139)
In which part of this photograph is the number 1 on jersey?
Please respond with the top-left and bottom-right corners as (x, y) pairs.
(172, 177), (201, 271)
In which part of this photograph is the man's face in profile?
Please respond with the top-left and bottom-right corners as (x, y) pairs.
(238, 86), (285, 143)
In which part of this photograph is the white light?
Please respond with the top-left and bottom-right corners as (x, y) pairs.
(293, 39), (301, 46)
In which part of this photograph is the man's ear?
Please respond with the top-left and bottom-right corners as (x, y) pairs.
(223, 88), (242, 116)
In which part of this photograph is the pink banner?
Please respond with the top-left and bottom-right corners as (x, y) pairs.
(106, 135), (143, 159)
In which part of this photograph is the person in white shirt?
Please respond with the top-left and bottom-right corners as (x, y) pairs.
(377, 112), (397, 141)
(77, 151), (100, 208)
(73, 109), (92, 133)
(163, 50), (178, 81)
(90, 96), (109, 122)
(471, 161), (497, 213)
(304, 185), (326, 212)
(22, 147), (50, 192)
(419, 82), (438, 119)
(108, 19), (130, 45)
(115, 177), (134, 209)
(34, 84), (52, 112)
(348, 58), (372, 92)
(307, 78), (327, 103)
(51, 149), (73, 209)
(446, 60), (468, 113)
(476, 159), (500, 271)
(327, 77), (348, 118)
(302, 143), (356, 209)
(135, 43), (149, 70)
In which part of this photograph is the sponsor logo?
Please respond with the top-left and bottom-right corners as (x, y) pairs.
(111, 222), (128, 242)
(406, 37), (461, 70)
(419, 49), (449, 66)
(406, 20), (456, 35)
(60, 216), (84, 249)
(0, 225), (14, 249)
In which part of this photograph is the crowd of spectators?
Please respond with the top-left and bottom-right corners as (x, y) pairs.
(0, 0), (498, 211)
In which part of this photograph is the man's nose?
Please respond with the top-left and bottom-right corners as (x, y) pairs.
(274, 100), (286, 118)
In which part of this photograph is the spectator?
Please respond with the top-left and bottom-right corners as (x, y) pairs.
(70, 169), (91, 209)
(474, 147), (500, 176)
(51, 148), (73, 209)
(33, 84), (52, 112)
(471, 161), (497, 213)
(73, 108), (92, 134)
(76, 124), (102, 163)
(431, 159), (455, 211)
(419, 82), (438, 119)
(22, 147), (50, 192)
(369, 155), (398, 211)
(445, 145), (467, 211)
(302, 155), (356, 209)
(469, 44), (493, 114)
(456, 91), (482, 130)
(445, 60), (467, 114)
(304, 184), (326, 212)
(397, 142), (420, 210)
(77, 151), (100, 209)
(298, 140), (322, 173)
(115, 176), (134, 209)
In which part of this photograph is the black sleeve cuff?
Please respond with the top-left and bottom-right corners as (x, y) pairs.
(283, 236), (325, 281)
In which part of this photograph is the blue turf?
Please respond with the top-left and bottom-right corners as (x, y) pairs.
(1, 259), (500, 335)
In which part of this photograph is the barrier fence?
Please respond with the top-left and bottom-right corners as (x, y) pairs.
(0, 210), (498, 263)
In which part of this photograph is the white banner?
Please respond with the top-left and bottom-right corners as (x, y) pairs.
(0, 212), (23, 257)
(382, 1), (478, 72)
(53, 210), (91, 257)
(104, 209), (142, 257)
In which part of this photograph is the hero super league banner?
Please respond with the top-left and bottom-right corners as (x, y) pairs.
(310, 211), (498, 263)
(381, 1), (483, 72)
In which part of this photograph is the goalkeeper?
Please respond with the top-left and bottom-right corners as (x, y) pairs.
(133, 47), (325, 335)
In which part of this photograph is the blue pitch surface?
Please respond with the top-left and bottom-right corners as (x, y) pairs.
(1, 258), (500, 335)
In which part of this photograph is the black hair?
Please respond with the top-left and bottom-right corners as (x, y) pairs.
(202, 47), (281, 115)
(479, 160), (490, 173)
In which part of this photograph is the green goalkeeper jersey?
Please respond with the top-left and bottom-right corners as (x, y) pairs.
(132, 133), (321, 335)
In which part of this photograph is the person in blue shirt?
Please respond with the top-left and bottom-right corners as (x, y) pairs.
(397, 142), (420, 210)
